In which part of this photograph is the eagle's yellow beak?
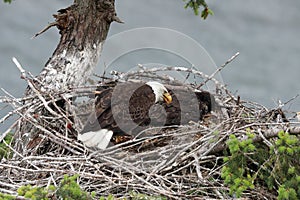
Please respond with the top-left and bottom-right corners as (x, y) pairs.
(163, 92), (172, 104)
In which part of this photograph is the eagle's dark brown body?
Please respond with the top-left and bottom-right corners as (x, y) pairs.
(80, 81), (214, 147)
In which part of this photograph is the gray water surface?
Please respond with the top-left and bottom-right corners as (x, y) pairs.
(0, 0), (299, 131)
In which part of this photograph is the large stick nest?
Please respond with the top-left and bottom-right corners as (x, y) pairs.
(0, 64), (299, 199)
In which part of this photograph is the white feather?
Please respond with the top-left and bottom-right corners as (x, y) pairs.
(78, 129), (113, 150)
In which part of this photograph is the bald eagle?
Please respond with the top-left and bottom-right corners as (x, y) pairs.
(78, 81), (213, 149)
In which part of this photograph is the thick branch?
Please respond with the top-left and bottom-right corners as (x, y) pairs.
(30, 0), (119, 93)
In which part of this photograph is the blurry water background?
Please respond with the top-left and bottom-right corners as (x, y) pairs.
(0, 0), (299, 132)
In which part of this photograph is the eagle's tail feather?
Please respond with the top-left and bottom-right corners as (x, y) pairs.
(78, 129), (113, 150)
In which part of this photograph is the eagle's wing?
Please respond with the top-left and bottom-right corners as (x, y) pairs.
(111, 83), (155, 135)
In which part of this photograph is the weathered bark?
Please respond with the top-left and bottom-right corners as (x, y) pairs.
(16, 0), (121, 155)
(34, 0), (119, 92)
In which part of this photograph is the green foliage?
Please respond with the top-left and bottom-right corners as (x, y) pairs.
(0, 192), (15, 200)
(2, 174), (168, 199)
(17, 184), (55, 200)
(0, 132), (13, 160)
(221, 131), (256, 197)
(56, 174), (93, 200)
(278, 185), (298, 200)
(222, 130), (300, 199)
(268, 131), (300, 200)
(17, 175), (94, 200)
(3, 0), (12, 3)
(183, 0), (213, 19)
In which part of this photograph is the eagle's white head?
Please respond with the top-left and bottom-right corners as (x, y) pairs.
(146, 81), (172, 104)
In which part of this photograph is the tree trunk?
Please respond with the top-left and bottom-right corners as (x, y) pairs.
(34, 0), (119, 92)
(16, 0), (121, 155)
